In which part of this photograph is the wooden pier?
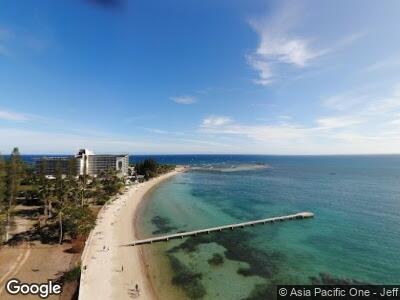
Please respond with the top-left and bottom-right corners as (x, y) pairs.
(123, 212), (314, 247)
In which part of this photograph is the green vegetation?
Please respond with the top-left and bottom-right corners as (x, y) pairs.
(62, 265), (81, 282)
(0, 149), (175, 246)
(0, 153), (7, 240)
(0, 147), (128, 245)
(135, 159), (175, 180)
(207, 253), (224, 266)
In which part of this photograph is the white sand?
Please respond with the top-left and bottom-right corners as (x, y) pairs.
(79, 169), (183, 300)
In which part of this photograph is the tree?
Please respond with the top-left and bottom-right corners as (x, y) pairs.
(55, 161), (64, 203)
(135, 159), (159, 179)
(0, 153), (7, 242)
(0, 153), (6, 205)
(5, 147), (24, 240)
(135, 159), (175, 180)
(38, 159), (51, 220)
(54, 161), (66, 243)
(67, 158), (76, 178)
(65, 159), (79, 205)
(100, 169), (123, 196)
(63, 205), (96, 239)
(6, 147), (23, 209)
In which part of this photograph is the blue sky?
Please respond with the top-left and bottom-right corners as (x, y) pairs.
(1, 0), (400, 154)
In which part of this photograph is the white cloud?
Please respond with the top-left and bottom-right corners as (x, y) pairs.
(277, 115), (292, 120)
(201, 116), (309, 141)
(247, 2), (327, 85)
(247, 3), (365, 86)
(256, 36), (319, 68)
(144, 128), (169, 134)
(0, 127), (241, 155)
(335, 32), (366, 49)
(0, 109), (31, 122)
(143, 127), (185, 136)
(201, 116), (233, 127)
(321, 93), (370, 111)
(316, 116), (363, 129)
(197, 86), (400, 154)
(170, 96), (196, 105)
(246, 55), (274, 85)
(363, 58), (400, 73)
(366, 96), (400, 114)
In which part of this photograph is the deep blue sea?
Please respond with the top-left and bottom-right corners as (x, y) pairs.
(21, 154), (400, 299)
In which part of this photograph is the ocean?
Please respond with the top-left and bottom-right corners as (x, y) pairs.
(135, 155), (400, 300)
(20, 154), (400, 299)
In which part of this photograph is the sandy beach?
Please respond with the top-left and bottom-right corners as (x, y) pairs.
(79, 168), (184, 300)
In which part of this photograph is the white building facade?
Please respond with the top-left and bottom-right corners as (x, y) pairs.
(37, 149), (129, 176)
(75, 149), (129, 176)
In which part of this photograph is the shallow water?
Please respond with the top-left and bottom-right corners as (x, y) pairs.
(138, 155), (400, 299)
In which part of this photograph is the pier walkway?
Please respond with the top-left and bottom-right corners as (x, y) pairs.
(124, 212), (314, 246)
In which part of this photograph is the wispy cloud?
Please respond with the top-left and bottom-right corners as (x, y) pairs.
(322, 84), (400, 116)
(321, 93), (370, 111)
(142, 127), (185, 136)
(170, 96), (197, 105)
(200, 116), (309, 141)
(0, 127), (238, 155)
(247, 2), (327, 85)
(277, 115), (292, 120)
(198, 82), (400, 153)
(363, 58), (400, 73)
(316, 116), (364, 129)
(335, 32), (366, 49)
(247, 3), (365, 86)
(143, 127), (169, 135)
(201, 116), (232, 127)
(0, 109), (32, 122)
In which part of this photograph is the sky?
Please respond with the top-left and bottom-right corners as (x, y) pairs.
(1, 0), (400, 155)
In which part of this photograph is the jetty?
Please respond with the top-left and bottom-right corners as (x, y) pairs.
(124, 211), (314, 246)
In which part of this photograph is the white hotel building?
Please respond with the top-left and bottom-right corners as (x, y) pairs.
(37, 149), (129, 176)
(75, 149), (129, 176)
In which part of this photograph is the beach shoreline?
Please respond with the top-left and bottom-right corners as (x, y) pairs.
(79, 167), (185, 300)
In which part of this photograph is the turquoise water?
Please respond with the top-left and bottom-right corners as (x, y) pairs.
(139, 155), (400, 299)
